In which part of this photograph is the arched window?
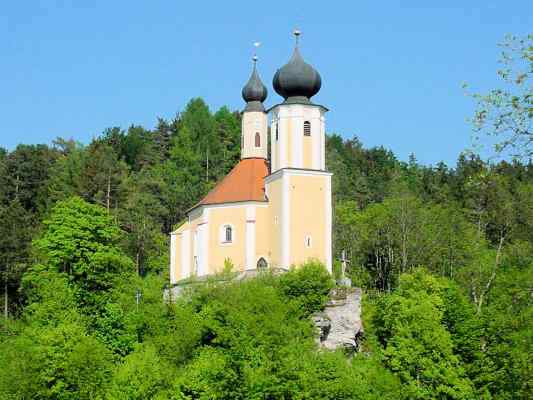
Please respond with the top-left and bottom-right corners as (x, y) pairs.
(305, 235), (312, 248)
(304, 121), (311, 136)
(255, 132), (261, 147)
(257, 257), (268, 270)
(225, 226), (233, 243)
(220, 224), (235, 245)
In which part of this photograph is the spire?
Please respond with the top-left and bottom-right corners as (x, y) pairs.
(241, 43), (268, 112)
(273, 29), (321, 103)
(293, 28), (301, 47)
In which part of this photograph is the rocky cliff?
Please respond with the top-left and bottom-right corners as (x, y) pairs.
(312, 288), (363, 353)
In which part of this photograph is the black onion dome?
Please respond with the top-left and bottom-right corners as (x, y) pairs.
(242, 60), (267, 112)
(273, 46), (321, 103)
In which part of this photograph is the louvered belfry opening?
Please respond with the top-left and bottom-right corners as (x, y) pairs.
(304, 121), (311, 136)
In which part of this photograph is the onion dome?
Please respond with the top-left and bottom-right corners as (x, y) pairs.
(242, 55), (268, 112)
(273, 31), (321, 103)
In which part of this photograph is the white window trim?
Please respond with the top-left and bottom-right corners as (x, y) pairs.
(219, 223), (236, 246)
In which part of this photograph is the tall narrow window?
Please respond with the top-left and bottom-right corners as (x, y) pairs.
(275, 124), (279, 141)
(241, 135), (244, 148)
(304, 121), (311, 136)
(225, 226), (232, 243)
(255, 132), (261, 148)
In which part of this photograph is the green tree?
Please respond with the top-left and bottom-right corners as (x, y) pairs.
(473, 266), (533, 398)
(32, 196), (133, 311)
(45, 139), (86, 207)
(106, 344), (175, 400)
(468, 34), (532, 159)
(277, 260), (334, 316)
(373, 270), (475, 399)
(79, 142), (129, 211)
(0, 321), (113, 400)
(0, 199), (32, 317)
(214, 106), (241, 176)
(119, 174), (168, 275)
(1, 144), (59, 213)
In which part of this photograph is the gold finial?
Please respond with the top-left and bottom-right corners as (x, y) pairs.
(293, 28), (301, 46)
(253, 41), (261, 64)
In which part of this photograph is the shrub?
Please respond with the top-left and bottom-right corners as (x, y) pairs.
(277, 260), (335, 316)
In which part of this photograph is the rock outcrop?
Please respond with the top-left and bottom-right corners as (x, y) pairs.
(313, 288), (363, 353)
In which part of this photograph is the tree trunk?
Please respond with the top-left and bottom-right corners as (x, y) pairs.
(206, 148), (209, 183)
(106, 173), (111, 211)
(476, 234), (505, 314)
(4, 277), (7, 319)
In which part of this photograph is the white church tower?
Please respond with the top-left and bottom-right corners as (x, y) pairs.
(265, 30), (332, 272)
(241, 55), (268, 159)
(270, 31), (327, 171)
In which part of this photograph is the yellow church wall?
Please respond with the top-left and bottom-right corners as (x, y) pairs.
(265, 177), (282, 268)
(254, 205), (271, 267)
(207, 205), (247, 274)
(187, 210), (205, 277)
(288, 174), (327, 266)
(171, 222), (190, 282)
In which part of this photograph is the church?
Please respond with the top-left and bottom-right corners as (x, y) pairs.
(169, 33), (332, 284)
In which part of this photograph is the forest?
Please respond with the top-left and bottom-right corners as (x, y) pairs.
(0, 35), (531, 399)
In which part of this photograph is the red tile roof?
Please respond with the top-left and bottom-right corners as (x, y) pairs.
(192, 158), (269, 210)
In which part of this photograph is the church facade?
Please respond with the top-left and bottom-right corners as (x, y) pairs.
(169, 36), (332, 284)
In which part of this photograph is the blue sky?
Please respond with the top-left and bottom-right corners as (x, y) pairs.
(1, 1), (531, 165)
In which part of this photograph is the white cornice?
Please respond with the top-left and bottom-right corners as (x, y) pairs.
(188, 200), (268, 216)
(264, 167), (333, 184)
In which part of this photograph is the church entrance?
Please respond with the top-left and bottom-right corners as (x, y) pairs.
(257, 257), (268, 270)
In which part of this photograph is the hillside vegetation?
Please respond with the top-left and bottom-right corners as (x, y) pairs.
(0, 35), (532, 398)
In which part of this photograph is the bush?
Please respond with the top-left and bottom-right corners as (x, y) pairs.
(277, 260), (335, 316)
(0, 321), (113, 400)
(106, 344), (175, 400)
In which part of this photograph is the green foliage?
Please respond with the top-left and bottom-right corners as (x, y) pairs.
(33, 196), (133, 293)
(0, 82), (531, 399)
(0, 198), (32, 316)
(467, 34), (532, 160)
(373, 270), (475, 399)
(223, 257), (235, 274)
(21, 267), (81, 326)
(278, 260), (335, 315)
(336, 192), (484, 290)
(0, 321), (113, 400)
(172, 347), (242, 399)
(473, 266), (533, 398)
(106, 344), (175, 400)
(94, 274), (171, 357)
(170, 268), (402, 400)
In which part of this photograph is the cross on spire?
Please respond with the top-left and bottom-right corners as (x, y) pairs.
(293, 28), (301, 47)
(252, 41), (261, 64)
